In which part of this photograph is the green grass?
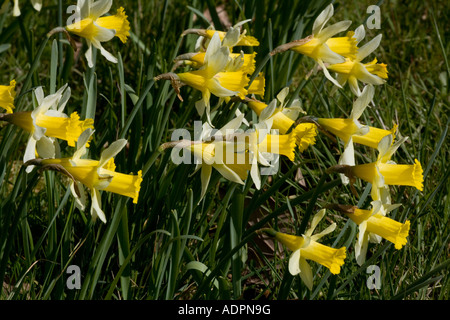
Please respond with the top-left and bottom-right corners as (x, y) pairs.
(0, 0), (448, 300)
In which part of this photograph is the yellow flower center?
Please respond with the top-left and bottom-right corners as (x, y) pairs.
(0, 80), (16, 114)
(378, 159), (424, 191)
(214, 71), (249, 98)
(292, 123), (317, 152)
(326, 58), (355, 74)
(258, 132), (297, 161)
(300, 240), (347, 275)
(325, 31), (358, 60)
(366, 214), (410, 249)
(103, 169), (143, 204)
(364, 58), (388, 79)
(36, 112), (94, 147)
(96, 7), (130, 43)
(66, 17), (98, 41)
(247, 73), (265, 96)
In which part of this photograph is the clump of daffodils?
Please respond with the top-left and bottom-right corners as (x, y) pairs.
(1, 1), (427, 294)
(155, 20), (264, 125)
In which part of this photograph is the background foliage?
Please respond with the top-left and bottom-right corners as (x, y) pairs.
(0, 0), (448, 300)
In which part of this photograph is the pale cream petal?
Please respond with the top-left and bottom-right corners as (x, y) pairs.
(318, 59), (343, 88)
(354, 24), (365, 45)
(31, 0), (42, 11)
(70, 181), (86, 211)
(338, 138), (354, 184)
(98, 139), (127, 168)
(288, 249), (301, 275)
(250, 161), (261, 190)
(72, 128), (94, 161)
(91, 188), (107, 223)
(222, 27), (240, 48)
(89, 0), (112, 19)
(13, 0), (20, 16)
(318, 20), (352, 42)
(259, 99), (277, 121)
(355, 227), (369, 266)
(306, 208), (326, 237)
(204, 33), (229, 76)
(214, 164), (245, 185)
(84, 40), (95, 68)
(24, 136), (37, 173)
(311, 223), (337, 241)
(356, 34), (382, 62)
(298, 258), (314, 290)
(312, 3), (334, 36)
(276, 87), (289, 105)
(319, 45), (346, 65)
(34, 86), (45, 105)
(350, 84), (374, 120)
(200, 164), (212, 201)
(377, 134), (393, 159)
(208, 78), (239, 97)
(36, 136), (56, 159)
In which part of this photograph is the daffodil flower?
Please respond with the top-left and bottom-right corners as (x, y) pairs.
(326, 25), (388, 96)
(271, 4), (357, 88)
(329, 134), (424, 201)
(0, 79), (16, 114)
(246, 87), (317, 153)
(1, 84), (94, 173)
(174, 51), (257, 74)
(337, 200), (409, 265)
(155, 32), (250, 125)
(65, 0), (130, 68)
(245, 116), (297, 189)
(30, 128), (142, 223)
(166, 114), (250, 201)
(316, 85), (383, 183)
(182, 19), (259, 52)
(264, 209), (346, 290)
(316, 85), (399, 184)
